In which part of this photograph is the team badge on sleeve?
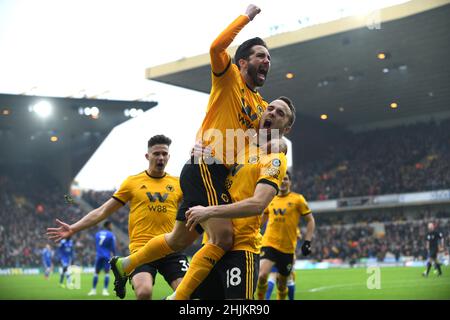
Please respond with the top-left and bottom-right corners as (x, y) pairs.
(272, 159), (281, 167)
(265, 167), (280, 178)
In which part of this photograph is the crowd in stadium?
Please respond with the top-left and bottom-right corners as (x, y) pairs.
(81, 190), (129, 235)
(294, 120), (450, 201)
(1, 167), (448, 268)
(1, 119), (449, 268)
(305, 212), (449, 263)
(0, 173), (128, 268)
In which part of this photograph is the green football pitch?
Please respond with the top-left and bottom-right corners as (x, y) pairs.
(0, 266), (449, 300)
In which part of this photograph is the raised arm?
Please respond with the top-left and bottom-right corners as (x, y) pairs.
(210, 4), (261, 75)
(185, 182), (276, 231)
(46, 198), (123, 242)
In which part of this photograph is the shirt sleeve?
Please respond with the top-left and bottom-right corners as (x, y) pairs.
(210, 15), (250, 76)
(112, 176), (132, 205)
(298, 195), (312, 216)
(256, 153), (287, 193)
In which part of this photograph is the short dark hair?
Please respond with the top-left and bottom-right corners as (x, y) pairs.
(148, 135), (172, 148)
(103, 220), (112, 229)
(277, 96), (296, 127)
(234, 37), (268, 70)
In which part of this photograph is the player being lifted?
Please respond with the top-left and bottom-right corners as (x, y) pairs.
(185, 97), (296, 299)
(110, 4), (274, 300)
(47, 135), (190, 300)
(256, 171), (315, 300)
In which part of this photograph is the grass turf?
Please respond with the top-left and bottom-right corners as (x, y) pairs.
(0, 266), (448, 300)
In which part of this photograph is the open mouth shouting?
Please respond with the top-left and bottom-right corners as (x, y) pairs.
(257, 65), (268, 83)
(263, 118), (272, 129)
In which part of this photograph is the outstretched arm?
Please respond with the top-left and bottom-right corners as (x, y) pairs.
(210, 4), (261, 75)
(185, 182), (276, 231)
(46, 198), (123, 242)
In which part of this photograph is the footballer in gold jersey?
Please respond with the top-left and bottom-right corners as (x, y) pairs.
(184, 97), (296, 300)
(109, 4), (276, 300)
(47, 135), (189, 300)
(256, 171), (315, 300)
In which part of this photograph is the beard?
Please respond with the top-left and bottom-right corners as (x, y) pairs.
(247, 63), (266, 87)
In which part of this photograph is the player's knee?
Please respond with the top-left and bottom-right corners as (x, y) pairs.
(167, 233), (190, 251)
(210, 229), (234, 251)
(276, 275), (288, 288)
(135, 286), (152, 300)
(258, 271), (269, 282)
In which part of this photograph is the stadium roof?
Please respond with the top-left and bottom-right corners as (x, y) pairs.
(146, 0), (450, 130)
(0, 93), (157, 187)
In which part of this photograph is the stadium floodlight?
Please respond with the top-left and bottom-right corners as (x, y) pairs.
(32, 101), (53, 118)
(129, 108), (138, 118)
(285, 72), (295, 79)
(90, 106), (99, 117)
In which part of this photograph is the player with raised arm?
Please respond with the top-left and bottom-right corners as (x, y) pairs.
(109, 4), (273, 300)
(48, 135), (189, 300)
(184, 97), (296, 299)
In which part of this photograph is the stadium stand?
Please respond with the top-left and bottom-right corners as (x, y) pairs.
(294, 119), (450, 201)
(0, 167), (128, 268)
(302, 210), (450, 263)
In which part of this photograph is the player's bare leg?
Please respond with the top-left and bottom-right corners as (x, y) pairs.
(131, 273), (154, 300)
(170, 218), (233, 299)
(109, 221), (198, 299)
(275, 274), (289, 300)
(256, 259), (276, 299)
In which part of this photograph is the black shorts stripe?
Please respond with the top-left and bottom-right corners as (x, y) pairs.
(200, 163), (218, 206)
(203, 163), (218, 205)
(246, 251), (254, 299)
(251, 252), (255, 299)
(199, 163), (215, 206)
(245, 252), (249, 299)
(198, 164), (213, 205)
